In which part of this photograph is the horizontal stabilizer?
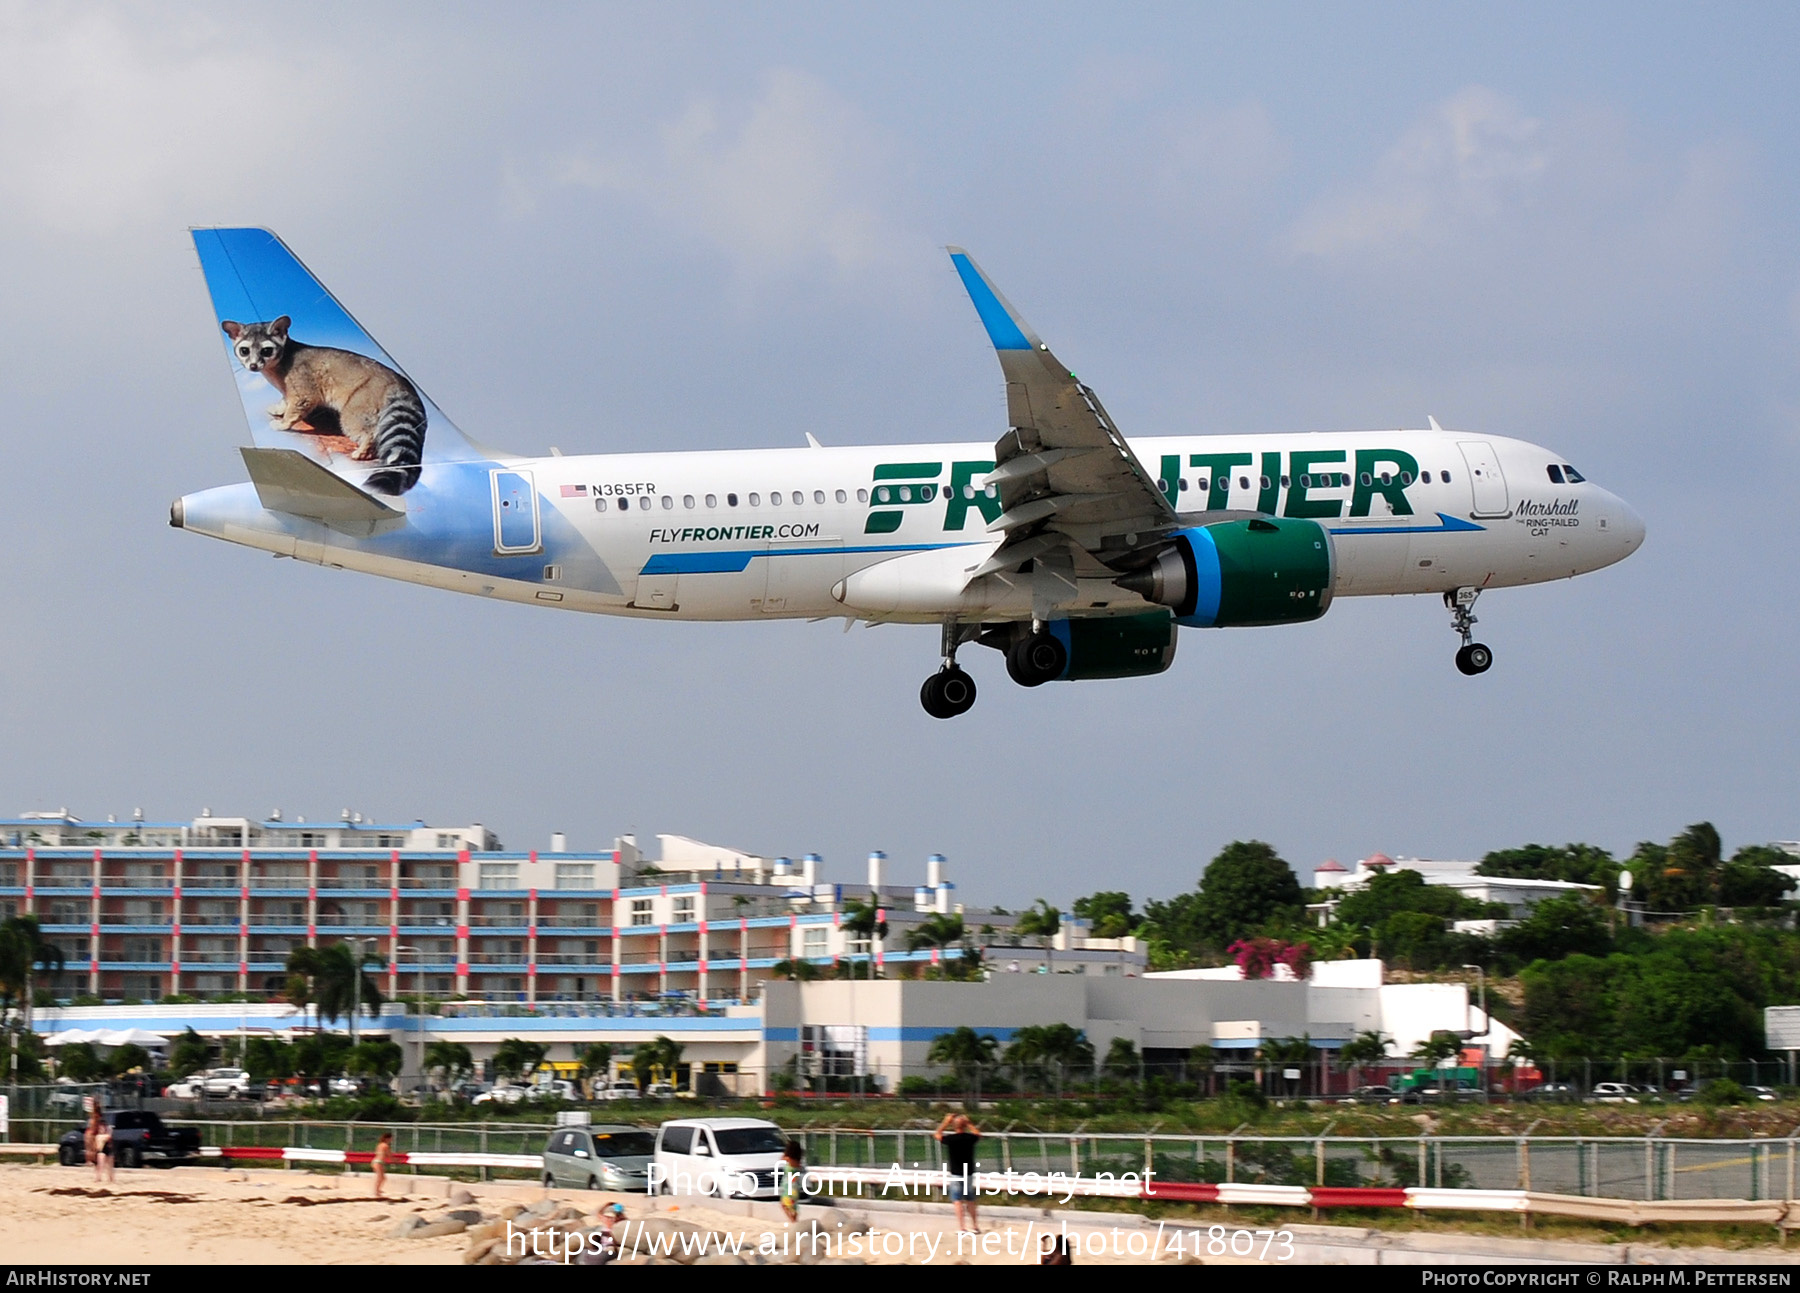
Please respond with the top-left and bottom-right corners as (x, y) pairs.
(241, 447), (405, 537)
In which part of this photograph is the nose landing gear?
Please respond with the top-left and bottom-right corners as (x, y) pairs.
(921, 620), (979, 719)
(1446, 588), (1493, 675)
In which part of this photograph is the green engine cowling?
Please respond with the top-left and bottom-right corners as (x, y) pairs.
(1115, 517), (1336, 627)
(1048, 611), (1178, 680)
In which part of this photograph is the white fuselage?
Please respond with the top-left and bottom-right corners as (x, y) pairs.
(177, 428), (1644, 625)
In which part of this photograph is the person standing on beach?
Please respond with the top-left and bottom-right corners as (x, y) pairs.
(372, 1131), (393, 1197)
(84, 1108), (102, 1182)
(935, 1112), (982, 1233)
(93, 1114), (115, 1183)
(779, 1139), (805, 1221)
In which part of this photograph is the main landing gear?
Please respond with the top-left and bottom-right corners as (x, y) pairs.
(921, 621), (979, 720)
(1446, 588), (1493, 676)
(1004, 625), (1067, 688)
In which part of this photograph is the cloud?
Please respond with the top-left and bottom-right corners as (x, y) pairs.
(503, 69), (921, 285)
(0, 7), (354, 235)
(1285, 86), (1546, 259)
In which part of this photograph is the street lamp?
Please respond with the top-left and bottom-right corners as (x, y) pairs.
(347, 936), (373, 1048)
(395, 944), (426, 1093)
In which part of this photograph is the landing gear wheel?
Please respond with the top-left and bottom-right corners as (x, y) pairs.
(1455, 643), (1493, 675)
(920, 667), (977, 719)
(1005, 630), (1067, 688)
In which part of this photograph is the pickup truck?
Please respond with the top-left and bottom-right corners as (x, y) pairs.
(58, 1110), (203, 1168)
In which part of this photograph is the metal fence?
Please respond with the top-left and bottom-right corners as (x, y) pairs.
(7, 1102), (1800, 1205)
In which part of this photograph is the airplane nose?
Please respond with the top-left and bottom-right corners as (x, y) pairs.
(1616, 499), (1646, 552)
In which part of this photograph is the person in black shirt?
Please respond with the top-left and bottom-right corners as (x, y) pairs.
(936, 1112), (982, 1233)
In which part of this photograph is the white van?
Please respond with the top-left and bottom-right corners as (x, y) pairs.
(650, 1117), (790, 1199)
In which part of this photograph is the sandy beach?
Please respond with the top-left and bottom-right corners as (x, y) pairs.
(0, 1162), (1209, 1265)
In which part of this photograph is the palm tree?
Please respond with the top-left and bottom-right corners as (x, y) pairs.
(491, 1038), (549, 1084)
(772, 957), (824, 981)
(926, 1026), (997, 1094)
(1013, 899), (1061, 943)
(1188, 1043), (1218, 1096)
(1102, 1037), (1140, 1082)
(1413, 1030), (1463, 1068)
(577, 1042), (613, 1096)
(631, 1035), (684, 1091)
(1339, 1030), (1392, 1088)
(284, 943), (383, 1033)
(839, 898), (888, 978)
(1004, 1023), (1093, 1093)
(349, 1038), (405, 1084)
(0, 915), (65, 1035)
(905, 913), (964, 954)
(423, 1040), (474, 1090)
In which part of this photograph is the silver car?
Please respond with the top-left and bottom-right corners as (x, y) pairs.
(542, 1124), (656, 1191)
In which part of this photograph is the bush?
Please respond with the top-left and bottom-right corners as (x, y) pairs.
(1698, 1078), (1751, 1106)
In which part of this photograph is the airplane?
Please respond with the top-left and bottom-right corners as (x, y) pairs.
(173, 228), (1645, 718)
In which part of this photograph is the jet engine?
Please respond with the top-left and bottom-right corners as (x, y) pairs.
(1116, 518), (1336, 627)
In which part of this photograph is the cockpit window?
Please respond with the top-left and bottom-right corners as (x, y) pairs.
(1546, 465), (1565, 484)
(1563, 464), (1586, 483)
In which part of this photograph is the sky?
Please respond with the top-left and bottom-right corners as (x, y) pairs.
(2, 3), (1798, 909)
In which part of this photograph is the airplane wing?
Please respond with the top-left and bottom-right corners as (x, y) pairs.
(947, 248), (1179, 580)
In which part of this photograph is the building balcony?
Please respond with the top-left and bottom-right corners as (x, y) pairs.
(537, 915), (607, 928)
(248, 877), (308, 890)
(180, 914), (241, 926)
(398, 876), (456, 889)
(618, 949), (662, 965)
(533, 952), (609, 966)
(179, 875), (241, 889)
(315, 913), (384, 927)
(466, 914), (528, 927)
(316, 880), (388, 891)
(179, 951), (239, 964)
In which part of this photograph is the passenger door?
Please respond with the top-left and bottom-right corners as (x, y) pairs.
(1457, 441), (1511, 518)
(491, 469), (542, 554)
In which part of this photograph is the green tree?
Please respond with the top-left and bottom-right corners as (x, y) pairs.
(905, 913), (965, 954)
(491, 1038), (550, 1083)
(244, 1037), (294, 1084)
(1072, 891), (1135, 939)
(284, 943), (384, 1031)
(926, 1026), (998, 1091)
(349, 1038), (404, 1082)
(839, 898), (889, 978)
(1155, 841), (1304, 952)
(772, 957), (825, 981)
(1102, 1037), (1140, 1080)
(1004, 1023), (1094, 1087)
(1188, 1044), (1217, 1094)
(577, 1042), (613, 1094)
(291, 1031), (353, 1079)
(423, 1041), (474, 1089)
(0, 915), (65, 1034)
(1339, 1030), (1391, 1070)
(168, 1027), (210, 1079)
(1412, 1031), (1462, 1068)
(59, 1042), (103, 1081)
(1494, 893), (1614, 968)
(1718, 845), (1798, 908)
(631, 1035), (684, 1090)
(1477, 843), (1621, 899)
(1014, 899), (1061, 941)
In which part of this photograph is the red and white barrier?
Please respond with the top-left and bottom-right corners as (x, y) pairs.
(215, 1144), (541, 1170)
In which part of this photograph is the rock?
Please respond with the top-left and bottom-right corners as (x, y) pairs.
(463, 1238), (502, 1265)
(449, 1187), (476, 1206)
(410, 1218), (469, 1239)
(442, 1208), (484, 1225)
(467, 1220), (508, 1246)
(388, 1215), (427, 1238)
(496, 1203), (524, 1221)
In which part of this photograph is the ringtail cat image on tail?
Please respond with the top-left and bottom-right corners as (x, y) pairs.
(222, 316), (427, 494)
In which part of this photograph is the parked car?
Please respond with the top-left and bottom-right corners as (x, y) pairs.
(473, 1084), (529, 1106)
(652, 1117), (790, 1199)
(1746, 1086), (1781, 1102)
(542, 1124), (656, 1191)
(200, 1068), (255, 1099)
(46, 1082), (89, 1111)
(644, 1082), (678, 1100)
(1592, 1082), (1639, 1104)
(1339, 1084), (1396, 1104)
(1403, 1078), (1480, 1103)
(58, 1110), (202, 1169)
(596, 1082), (642, 1102)
(527, 1079), (579, 1103)
(1520, 1082), (1580, 1102)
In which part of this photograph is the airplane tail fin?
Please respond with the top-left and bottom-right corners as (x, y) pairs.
(191, 228), (486, 497)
